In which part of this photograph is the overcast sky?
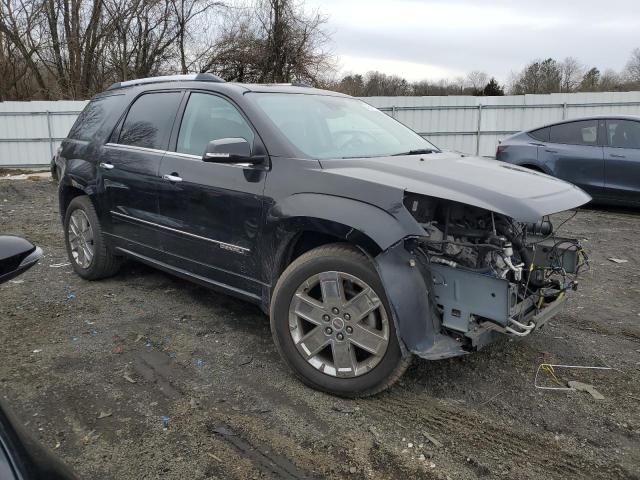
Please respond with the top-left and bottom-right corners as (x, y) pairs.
(306, 0), (640, 82)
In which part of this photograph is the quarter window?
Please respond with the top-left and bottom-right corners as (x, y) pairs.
(68, 94), (123, 141)
(549, 120), (599, 146)
(607, 120), (640, 149)
(176, 93), (255, 156)
(118, 92), (182, 150)
(529, 126), (550, 142)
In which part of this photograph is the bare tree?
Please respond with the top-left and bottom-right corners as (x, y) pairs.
(201, 0), (333, 84)
(361, 71), (410, 96)
(512, 58), (561, 94)
(559, 56), (584, 92)
(600, 69), (621, 92)
(169, 0), (224, 74)
(0, 0), (51, 98)
(466, 70), (488, 92)
(624, 47), (640, 84)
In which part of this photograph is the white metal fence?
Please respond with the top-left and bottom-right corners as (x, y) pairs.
(362, 91), (640, 156)
(2, 91), (640, 166)
(0, 100), (88, 167)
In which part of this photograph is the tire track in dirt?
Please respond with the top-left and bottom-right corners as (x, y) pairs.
(207, 423), (315, 479)
(365, 393), (634, 479)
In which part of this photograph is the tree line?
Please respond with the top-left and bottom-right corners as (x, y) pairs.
(326, 51), (640, 97)
(1, 0), (639, 100)
(0, 0), (331, 100)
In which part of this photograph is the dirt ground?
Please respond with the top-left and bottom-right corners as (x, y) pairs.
(1, 178), (639, 480)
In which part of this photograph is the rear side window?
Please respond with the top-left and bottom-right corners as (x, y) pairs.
(607, 120), (640, 149)
(176, 93), (255, 156)
(118, 92), (182, 150)
(529, 127), (550, 142)
(549, 120), (598, 146)
(68, 94), (123, 141)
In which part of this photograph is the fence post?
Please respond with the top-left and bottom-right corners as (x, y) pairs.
(45, 110), (54, 158)
(391, 105), (396, 118)
(476, 103), (483, 156)
(562, 102), (568, 120)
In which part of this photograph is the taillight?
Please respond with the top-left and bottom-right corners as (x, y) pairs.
(496, 145), (507, 156)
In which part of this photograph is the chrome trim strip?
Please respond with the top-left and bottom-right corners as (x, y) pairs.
(110, 211), (250, 254)
(114, 246), (261, 302)
(104, 143), (167, 155)
(164, 151), (255, 168)
(170, 152), (201, 160)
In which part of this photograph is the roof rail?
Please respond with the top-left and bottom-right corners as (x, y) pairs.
(250, 81), (313, 88)
(108, 73), (225, 90)
(291, 80), (313, 88)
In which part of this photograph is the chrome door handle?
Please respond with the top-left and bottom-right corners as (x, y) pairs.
(610, 154), (625, 158)
(99, 162), (114, 170)
(162, 174), (183, 182)
(544, 149), (558, 153)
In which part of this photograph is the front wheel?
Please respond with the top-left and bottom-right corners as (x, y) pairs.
(270, 244), (411, 397)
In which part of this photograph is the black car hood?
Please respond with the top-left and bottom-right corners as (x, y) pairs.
(319, 152), (591, 222)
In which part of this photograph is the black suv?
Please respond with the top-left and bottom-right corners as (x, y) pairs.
(55, 74), (590, 397)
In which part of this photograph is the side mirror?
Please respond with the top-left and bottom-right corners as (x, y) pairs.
(202, 138), (263, 165)
(0, 236), (43, 284)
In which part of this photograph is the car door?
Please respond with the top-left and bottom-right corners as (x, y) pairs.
(603, 119), (640, 205)
(538, 119), (605, 197)
(156, 91), (267, 298)
(99, 90), (183, 255)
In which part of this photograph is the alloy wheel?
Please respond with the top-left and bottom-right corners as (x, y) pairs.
(67, 209), (95, 269)
(288, 271), (390, 378)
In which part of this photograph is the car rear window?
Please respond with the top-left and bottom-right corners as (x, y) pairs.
(118, 92), (182, 150)
(68, 94), (123, 142)
(549, 120), (598, 146)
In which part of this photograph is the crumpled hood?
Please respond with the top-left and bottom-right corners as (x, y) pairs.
(319, 152), (591, 222)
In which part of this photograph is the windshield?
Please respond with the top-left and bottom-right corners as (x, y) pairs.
(248, 93), (438, 159)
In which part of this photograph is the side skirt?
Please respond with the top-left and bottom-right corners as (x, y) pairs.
(114, 246), (263, 305)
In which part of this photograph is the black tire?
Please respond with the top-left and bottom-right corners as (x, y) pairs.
(63, 195), (122, 280)
(270, 243), (411, 397)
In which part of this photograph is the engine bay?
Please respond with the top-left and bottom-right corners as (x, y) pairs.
(403, 192), (588, 344)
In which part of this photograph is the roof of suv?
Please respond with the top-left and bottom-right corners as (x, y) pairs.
(107, 73), (348, 97)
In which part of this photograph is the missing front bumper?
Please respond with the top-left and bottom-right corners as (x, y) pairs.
(375, 239), (573, 361)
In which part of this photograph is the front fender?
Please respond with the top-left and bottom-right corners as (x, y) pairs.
(269, 193), (420, 251)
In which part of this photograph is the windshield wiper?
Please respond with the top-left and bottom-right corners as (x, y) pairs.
(391, 148), (438, 156)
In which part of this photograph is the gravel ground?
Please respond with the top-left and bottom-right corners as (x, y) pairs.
(1, 178), (639, 480)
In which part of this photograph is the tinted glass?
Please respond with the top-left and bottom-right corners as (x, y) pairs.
(249, 93), (438, 160)
(529, 127), (550, 142)
(607, 120), (640, 149)
(118, 92), (182, 150)
(177, 93), (255, 156)
(549, 120), (598, 146)
(68, 94), (123, 141)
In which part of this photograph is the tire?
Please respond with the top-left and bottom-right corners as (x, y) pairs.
(270, 243), (411, 397)
(63, 195), (122, 280)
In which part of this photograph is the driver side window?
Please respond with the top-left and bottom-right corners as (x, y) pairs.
(177, 93), (255, 156)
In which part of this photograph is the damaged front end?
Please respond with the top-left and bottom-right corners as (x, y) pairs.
(376, 192), (589, 360)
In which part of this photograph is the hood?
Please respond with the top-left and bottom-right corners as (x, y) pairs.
(319, 152), (591, 222)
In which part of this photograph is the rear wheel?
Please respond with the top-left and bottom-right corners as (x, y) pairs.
(64, 196), (122, 280)
(270, 244), (411, 397)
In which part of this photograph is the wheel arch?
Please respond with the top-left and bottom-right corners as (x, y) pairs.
(58, 179), (99, 221)
(264, 193), (414, 298)
(268, 219), (382, 291)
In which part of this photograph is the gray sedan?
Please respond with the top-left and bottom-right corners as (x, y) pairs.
(496, 116), (640, 206)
